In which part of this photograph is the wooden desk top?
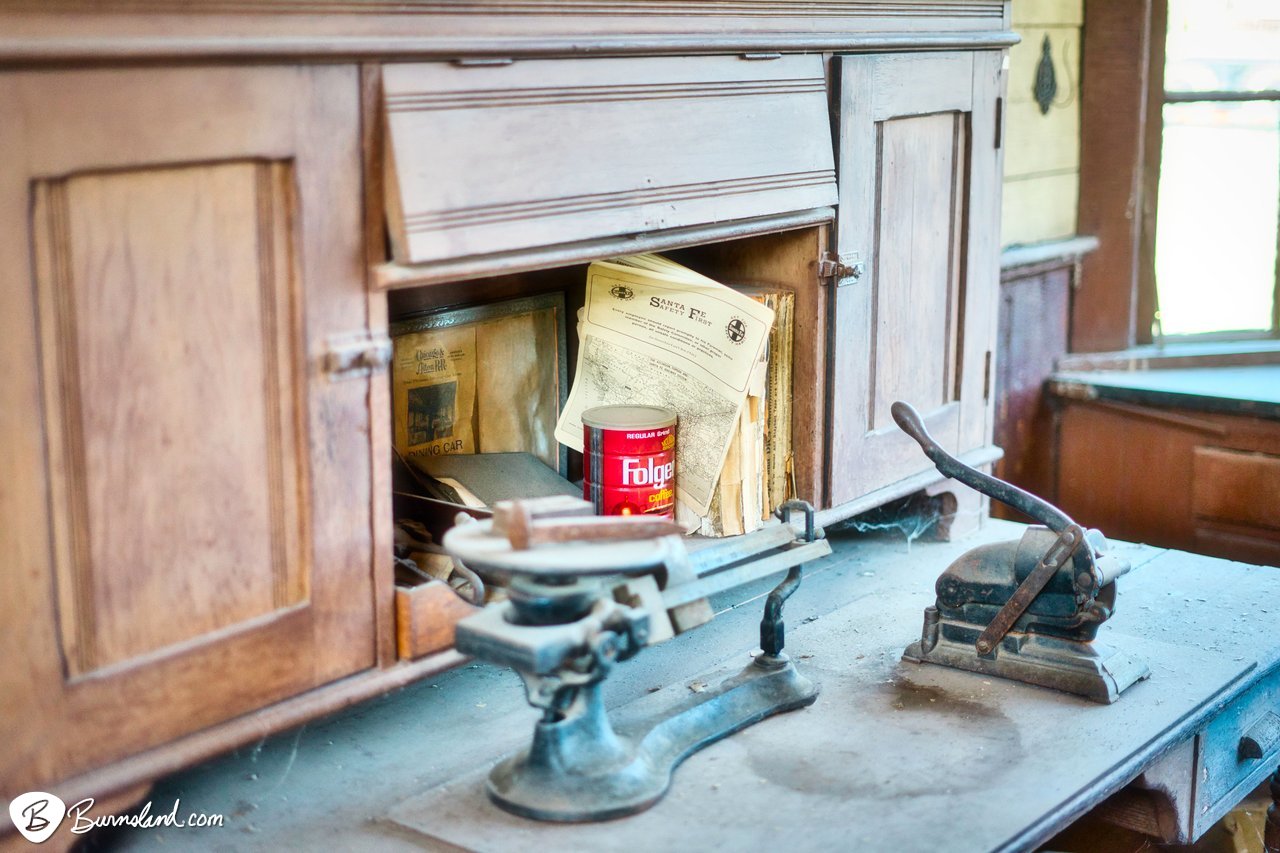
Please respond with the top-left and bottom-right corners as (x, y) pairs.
(389, 521), (1280, 852)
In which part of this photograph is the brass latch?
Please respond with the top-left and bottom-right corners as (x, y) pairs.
(817, 251), (865, 286)
(323, 332), (392, 380)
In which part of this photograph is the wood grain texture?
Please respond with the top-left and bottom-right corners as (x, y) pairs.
(383, 55), (837, 265)
(1191, 447), (1280, 532)
(1073, 0), (1154, 352)
(828, 50), (1002, 506)
(0, 3), (1013, 65)
(395, 581), (481, 660)
(670, 225), (828, 507)
(0, 64), (374, 796)
(992, 262), (1072, 517)
(31, 161), (307, 675)
(1055, 400), (1280, 566)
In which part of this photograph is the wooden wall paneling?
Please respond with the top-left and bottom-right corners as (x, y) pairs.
(829, 51), (1003, 506)
(382, 55), (838, 266)
(1001, 1), (1082, 248)
(1002, 172), (1080, 247)
(0, 65), (374, 794)
(1073, 0), (1157, 352)
(993, 263), (1072, 516)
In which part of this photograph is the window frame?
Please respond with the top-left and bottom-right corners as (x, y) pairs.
(1073, 0), (1280, 354)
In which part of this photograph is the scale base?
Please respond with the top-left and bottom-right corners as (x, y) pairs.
(903, 615), (1150, 704)
(487, 656), (818, 822)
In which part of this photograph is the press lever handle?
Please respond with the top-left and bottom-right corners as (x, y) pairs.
(890, 401), (1076, 534)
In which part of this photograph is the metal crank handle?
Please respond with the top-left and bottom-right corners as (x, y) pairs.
(890, 401), (1075, 534)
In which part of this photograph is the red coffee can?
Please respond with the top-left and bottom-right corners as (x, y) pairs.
(582, 404), (677, 518)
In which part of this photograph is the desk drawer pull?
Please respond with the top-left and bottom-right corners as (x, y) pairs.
(1239, 711), (1280, 760)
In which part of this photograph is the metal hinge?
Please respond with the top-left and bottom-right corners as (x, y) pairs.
(323, 332), (392, 380)
(983, 350), (994, 400)
(818, 251), (865, 286)
(741, 52), (782, 61)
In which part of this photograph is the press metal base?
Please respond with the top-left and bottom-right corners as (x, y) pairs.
(487, 656), (818, 822)
(903, 609), (1150, 704)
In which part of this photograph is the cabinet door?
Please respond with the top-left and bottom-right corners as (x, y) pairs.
(827, 52), (1004, 506)
(0, 66), (375, 792)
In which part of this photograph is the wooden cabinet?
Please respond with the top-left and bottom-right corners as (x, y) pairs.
(0, 66), (377, 792)
(827, 51), (1004, 506)
(1051, 389), (1280, 567)
(0, 1), (1016, 823)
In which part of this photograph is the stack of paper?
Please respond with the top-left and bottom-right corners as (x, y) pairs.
(699, 287), (795, 536)
(554, 254), (793, 536)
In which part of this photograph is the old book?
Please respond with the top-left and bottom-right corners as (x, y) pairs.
(693, 287), (794, 537)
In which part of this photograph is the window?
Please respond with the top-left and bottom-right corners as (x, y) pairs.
(1153, 0), (1280, 339)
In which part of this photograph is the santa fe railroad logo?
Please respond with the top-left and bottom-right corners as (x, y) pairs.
(725, 317), (747, 344)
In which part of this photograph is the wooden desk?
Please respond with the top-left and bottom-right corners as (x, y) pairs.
(377, 521), (1280, 852)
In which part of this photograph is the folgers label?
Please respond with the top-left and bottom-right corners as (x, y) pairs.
(582, 404), (676, 518)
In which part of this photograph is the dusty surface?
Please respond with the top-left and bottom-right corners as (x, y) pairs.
(99, 521), (1279, 852)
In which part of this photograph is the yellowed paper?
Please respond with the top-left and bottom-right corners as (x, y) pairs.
(475, 310), (559, 470)
(555, 257), (774, 515)
(393, 325), (477, 462)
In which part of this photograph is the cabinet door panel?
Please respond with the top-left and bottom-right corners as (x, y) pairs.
(0, 66), (374, 792)
(828, 51), (1003, 506)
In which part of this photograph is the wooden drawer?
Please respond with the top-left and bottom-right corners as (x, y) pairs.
(382, 54), (837, 266)
(1193, 446), (1280, 532)
(1192, 667), (1280, 837)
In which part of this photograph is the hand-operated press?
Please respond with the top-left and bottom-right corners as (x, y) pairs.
(442, 497), (827, 821)
(892, 402), (1150, 703)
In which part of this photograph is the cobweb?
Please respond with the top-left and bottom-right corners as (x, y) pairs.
(828, 493), (951, 553)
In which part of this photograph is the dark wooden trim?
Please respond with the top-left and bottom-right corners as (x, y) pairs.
(1073, 0), (1157, 352)
(1136, 0), (1166, 344)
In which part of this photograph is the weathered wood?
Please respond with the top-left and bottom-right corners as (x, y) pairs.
(395, 581), (482, 661)
(0, 5), (1016, 65)
(992, 260), (1073, 514)
(829, 50), (1002, 505)
(0, 64), (374, 794)
(388, 528), (1278, 853)
(1191, 447), (1280, 533)
(1054, 397), (1280, 566)
(1073, 0), (1156, 352)
(383, 55), (837, 265)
